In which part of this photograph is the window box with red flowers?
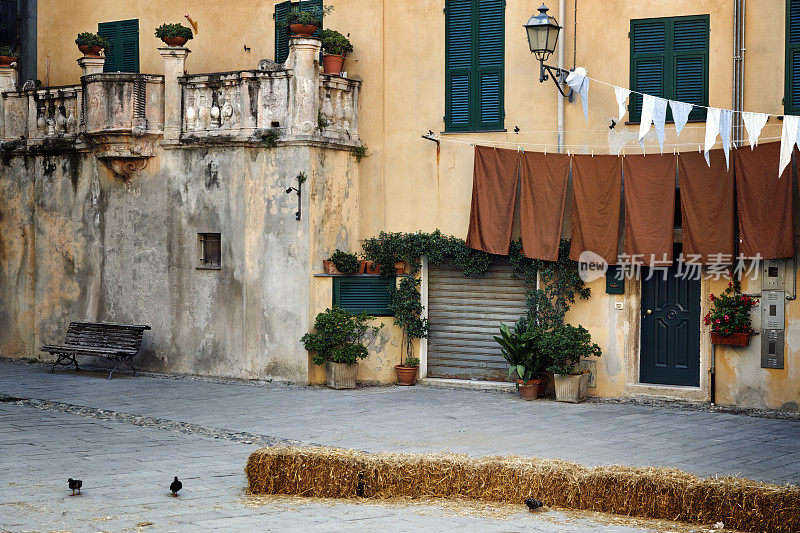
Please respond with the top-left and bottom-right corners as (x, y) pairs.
(704, 281), (758, 346)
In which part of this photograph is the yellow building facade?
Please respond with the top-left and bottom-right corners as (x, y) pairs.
(29, 0), (800, 410)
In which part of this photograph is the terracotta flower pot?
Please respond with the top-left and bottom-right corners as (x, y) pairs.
(357, 260), (368, 274)
(0, 55), (19, 66)
(161, 36), (188, 47)
(395, 365), (418, 386)
(77, 45), (102, 57)
(516, 378), (542, 401)
(322, 259), (342, 275)
(290, 23), (318, 37)
(394, 261), (406, 275)
(322, 54), (345, 75)
(365, 261), (381, 275)
(711, 331), (753, 346)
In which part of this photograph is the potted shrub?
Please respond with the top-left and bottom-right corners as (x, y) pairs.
(74, 32), (108, 57)
(155, 23), (194, 47)
(706, 280), (758, 346)
(494, 323), (547, 400)
(390, 274), (428, 386)
(323, 249), (362, 275)
(545, 323), (602, 403)
(395, 355), (419, 386)
(318, 29), (353, 75)
(282, 11), (322, 37)
(0, 45), (19, 67)
(301, 307), (383, 389)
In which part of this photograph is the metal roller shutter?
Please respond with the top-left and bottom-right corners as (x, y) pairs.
(427, 260), (529, 381)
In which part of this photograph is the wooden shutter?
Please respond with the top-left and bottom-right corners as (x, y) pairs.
(98, 19), (139, 73)
(445, 0), (504, 132)
(629, 16), (707, 123)
(275, 0), (324, 64)
(787, 1), (800, 115)
(333, 277), (394, 316)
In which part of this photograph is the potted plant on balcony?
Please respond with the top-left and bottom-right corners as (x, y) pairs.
(494, 323), (547, 400)
(282, 11), (323, 37)
(301, 306), (383, 389)
(323, 249), (363, 275)
(74, 32), (108, 57)
(706, 280), (759, 346)
(319, 29), (353, 75)
(155, 23), (194, 47)
(0, 45), (19, 66)
(545, 323), (602, 403)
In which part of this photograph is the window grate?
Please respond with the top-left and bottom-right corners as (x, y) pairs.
(198, 233), (221, 268)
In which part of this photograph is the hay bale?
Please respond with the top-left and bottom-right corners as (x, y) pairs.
(245, 446), (800, 533)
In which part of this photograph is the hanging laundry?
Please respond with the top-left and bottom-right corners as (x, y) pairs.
(703, 107), (721, 166)
(669, 100), (693, 137)
(614, 86), (631, 122)
(779, 114), (799, 178)
(741, 112), (769, 149)
(719, 109), (733, 169)
(566, 69), (590, 124)
(638, 94), (655, 148)
(652, 97), (668, 151)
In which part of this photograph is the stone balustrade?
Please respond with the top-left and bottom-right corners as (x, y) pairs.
(1, 85), (82, 144)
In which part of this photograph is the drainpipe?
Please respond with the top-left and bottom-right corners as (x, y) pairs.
(710, 344), (716, 405)
(732, 0), (745, 146)
(557, 0), (565, 153)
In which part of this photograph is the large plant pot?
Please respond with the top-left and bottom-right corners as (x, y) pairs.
(0, 55), (19, 66)
(322, 260), (342, 275)
(516, 378), (542, 401)
(322, 54), (345, 75)
(364, 261), (380, 275)
(395, 365), (418, 386)
(711, 331), (752, 346)
(77, 45), (102, 57)
(325, 361), (358, 389)
(161, 36), (189, 47)
(553, 372), (590, 403)
(290, 23), (318, 37)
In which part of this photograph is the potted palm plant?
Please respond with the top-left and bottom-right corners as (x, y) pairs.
(0, 45), (19, 66)
(545, 324), (602, 403)
(155, 23), (194, 47)
(319, 29), (353, 75)
(706, 280), (759, 346)
(74, 33), (108, 57)
(301, 307), (383, 389)
(494, 323), (547, 400)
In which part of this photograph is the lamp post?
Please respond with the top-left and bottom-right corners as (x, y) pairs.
(524, 4), (572, 98)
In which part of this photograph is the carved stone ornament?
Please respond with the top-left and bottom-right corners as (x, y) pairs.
(88, 133), (155, 180)
(101, 158), (148, 180)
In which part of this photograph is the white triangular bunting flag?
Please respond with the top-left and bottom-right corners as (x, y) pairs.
(779, 115), (799, 177)
(614, 86), (631, 122)
(742, 112), (769, 149)
(669, 100), (693, 137)
(719, 109), (733, 170)
(703, 108), (721, 166)
(639, 94), (655, 148)
(652, 97), (668, 151)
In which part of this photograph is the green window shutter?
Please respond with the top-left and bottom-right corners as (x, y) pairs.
(672, 16), (707, 121)
(629, 19), (666, 122)
(333, 277), (395, 317)
(275, 0), (324, 64)
(787, 1), (800, 115)
(98, 19), (139, 73)
(445, 0), (504, 132)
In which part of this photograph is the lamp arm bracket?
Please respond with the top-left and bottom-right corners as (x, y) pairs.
(539, 63), (574, 101)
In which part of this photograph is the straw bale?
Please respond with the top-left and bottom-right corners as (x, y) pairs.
(245, 446), (800, 533)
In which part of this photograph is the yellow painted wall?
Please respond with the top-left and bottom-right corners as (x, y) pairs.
(36, 1), (800, 408)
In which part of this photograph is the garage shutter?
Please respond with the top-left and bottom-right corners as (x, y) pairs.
(427, 260), (529, 381)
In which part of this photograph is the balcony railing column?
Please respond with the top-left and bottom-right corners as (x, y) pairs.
(0, 65), (17, 93)
(159, 47), (190, 141)
(77, 56), (105, 77)
(286, 36), (321, 137)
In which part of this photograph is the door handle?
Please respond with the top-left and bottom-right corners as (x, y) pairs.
(646, 309), (652, 315)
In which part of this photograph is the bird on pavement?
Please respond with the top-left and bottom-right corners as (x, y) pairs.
(68, 478), (82, 496)
(170, 476), (182, 497)
(524, 498), (543, 511)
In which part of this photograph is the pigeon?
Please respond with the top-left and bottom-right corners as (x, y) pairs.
(68, 478), (82, 496)
(524, 497), (543, 511)
(170, 476), (182, 497)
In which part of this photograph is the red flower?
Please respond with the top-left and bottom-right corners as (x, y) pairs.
(710, 294), (716, 301)
(715, 319), (721, 324)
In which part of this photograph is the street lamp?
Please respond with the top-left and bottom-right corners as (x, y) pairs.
(524, 4), (571, 98)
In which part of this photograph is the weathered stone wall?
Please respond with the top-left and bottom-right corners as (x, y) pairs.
(0, 143), (358, 382)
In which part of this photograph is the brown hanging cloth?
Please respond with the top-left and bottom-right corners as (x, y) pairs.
(623, 153), (677, 261)
(569, 154), (623, 265)
(678, 149), (735, 263)
(519, 151), (570, 261)
(465, 145), (521, 255)
(734, 142), (794, 259)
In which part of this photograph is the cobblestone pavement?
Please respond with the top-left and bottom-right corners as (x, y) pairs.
(1, 360), (798, 484)
(3, 402), (709, 532)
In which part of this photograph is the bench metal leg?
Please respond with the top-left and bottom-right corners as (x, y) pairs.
(49, 354), (79, 374)
(125, 358), (138, 376)
(107, 356), (123, 380)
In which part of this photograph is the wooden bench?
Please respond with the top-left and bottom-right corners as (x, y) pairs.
(41, 322), (151, 379)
